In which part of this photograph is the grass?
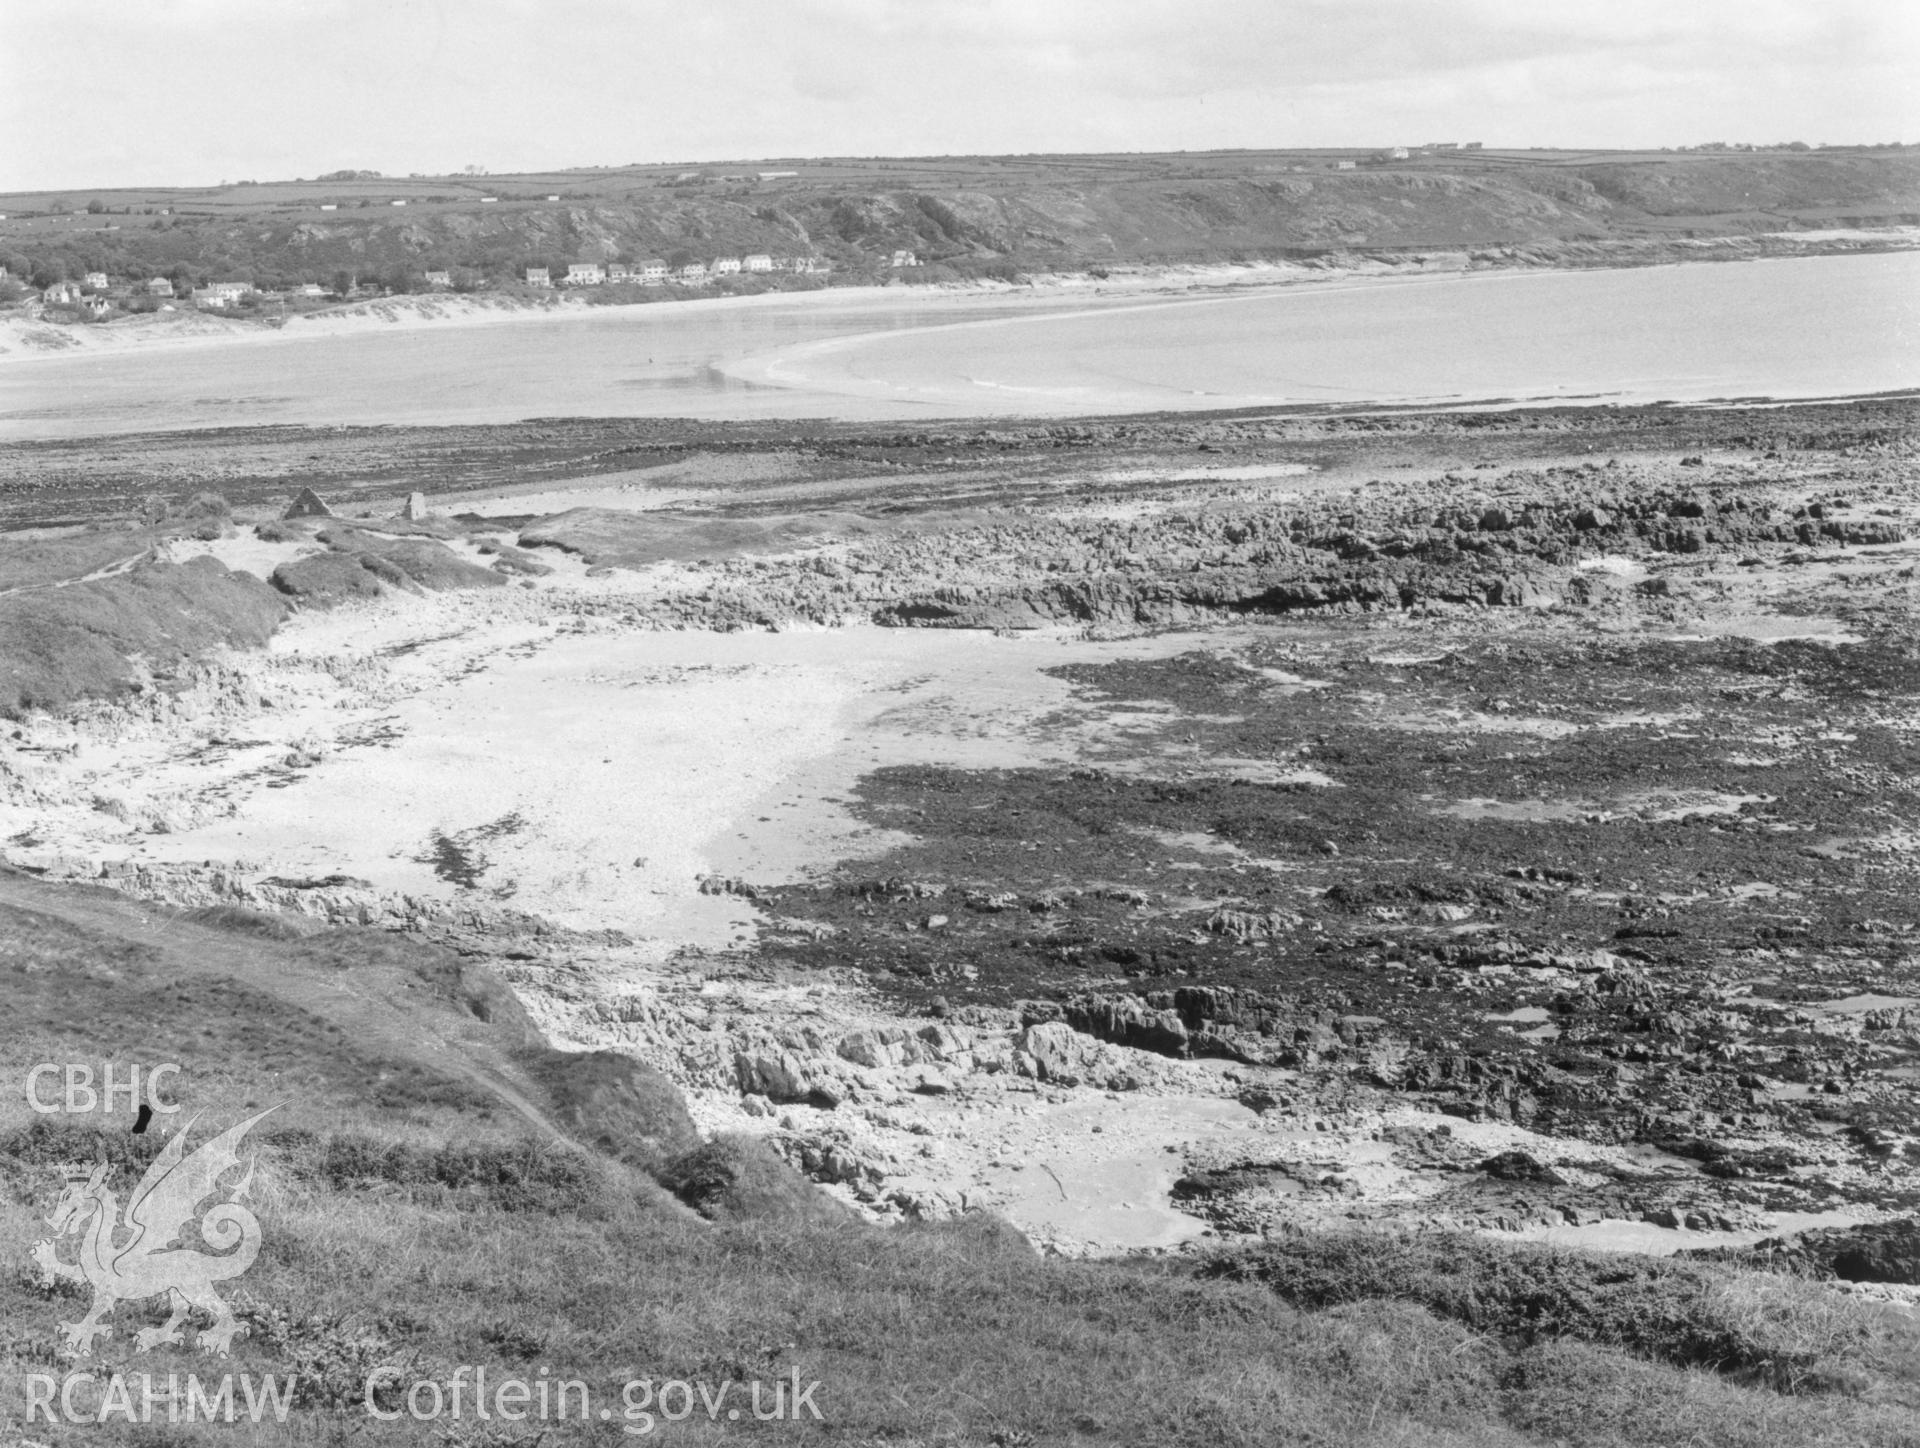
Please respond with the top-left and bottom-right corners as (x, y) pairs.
(0, 899), (508, 1145)
(0, 555), (285, 717)
(2, 890), (1917, 1445)
(1203, 1228), (1916, 1398)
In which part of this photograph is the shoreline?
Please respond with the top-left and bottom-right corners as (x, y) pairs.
(3, 227), (1916, 376)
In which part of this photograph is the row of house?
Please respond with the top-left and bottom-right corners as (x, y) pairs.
(525, 254), (833, 288)
(1370, 142), (1485, 162)
(27, 242), (917, 316)
(34, 270), (368, 312)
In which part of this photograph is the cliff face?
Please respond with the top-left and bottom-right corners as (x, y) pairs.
(13, 153), (1920, 286)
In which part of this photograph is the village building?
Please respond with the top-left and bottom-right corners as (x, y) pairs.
(145, 277), (174, 297)
(566, 263), (606, 285)
(190, 287), (230, 307)
(743, 254), (773, 272)
(83, 296), (111, 317)
(319, 203), (337, 211)
(525, 267), (551, 288)
(296, 283), (326, 297)
(711, 256), (742, 275)
(639, 259), (668, 284)
(83, 271), (110, 289)
(1377, 147), (1409, 161)
(757, 171), (798, 181)
(546, 194), (561, 202)
(390, 198), (408, 206)
(1335, 160), (1358, 170)
(42, 281), (82, 305)
(606, 263), (632, 283)
(678, 262), (709, 285)
(889, 249), (919, 268)
(424, 270), (452, 287)
(480, 196), (498, 203)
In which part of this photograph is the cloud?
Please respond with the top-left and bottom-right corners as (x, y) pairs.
(2, 0), (1914, 189)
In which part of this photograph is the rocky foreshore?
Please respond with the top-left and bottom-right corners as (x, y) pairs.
(3, 400), (1917, 1265)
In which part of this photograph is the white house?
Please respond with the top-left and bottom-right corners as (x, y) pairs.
(1378, 147), (1409, 161)
(390, 198), (408, 206)
(711, 256), (742, 275)
(424, 270), (452, 287)
(757, 171), (797, 181)
(1335, 160), (1358, 170)
(639, 259), (668, 284)
(319, 203), (337, 211)
(208, 281), (252, 300)
(546, 194), (560, 202)
(678, 262), (709, 285)
(606, 263), (632, 283)
(743, 254), (773, 273)
(190, 287), (229, 308)
(525, 267), (551, 288)
(566, 263), (606, 285)
(296, 282), (326, 297)
(145, 277), (174, 297)
(480, 196), (498, 203)
(43, 281), (82, 305)
(84, 271), (110, 289)
(83, 296), (111, 317)
(889, 249), (918, 268)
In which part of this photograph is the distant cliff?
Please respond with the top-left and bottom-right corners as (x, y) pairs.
(7, 152), (1919, 291)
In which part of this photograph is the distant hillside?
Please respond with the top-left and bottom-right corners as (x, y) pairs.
(4, 150), (1917, 293)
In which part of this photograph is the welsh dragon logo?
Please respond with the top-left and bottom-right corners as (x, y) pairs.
(30, 1109), (274, 1357)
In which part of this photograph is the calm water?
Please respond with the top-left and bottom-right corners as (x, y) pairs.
(3, 252), (1915, 440)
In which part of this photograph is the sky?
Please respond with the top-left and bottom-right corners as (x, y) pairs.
(3, 0), (1917, 191)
